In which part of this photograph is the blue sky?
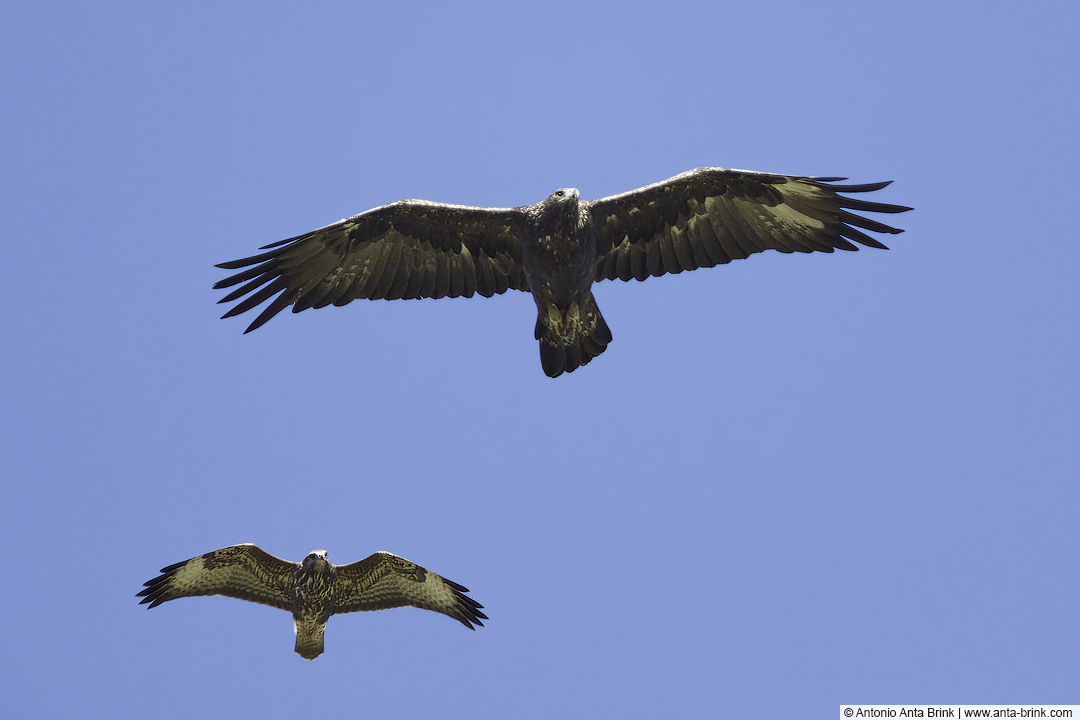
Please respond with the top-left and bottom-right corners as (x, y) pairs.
(1, 2), (1077, 718)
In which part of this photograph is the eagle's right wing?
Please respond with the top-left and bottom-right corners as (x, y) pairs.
(214, 200), (527, 333)
(137, 543), (296, 611)
(331, 552), (486, 629)
(588, 167), (911, 282)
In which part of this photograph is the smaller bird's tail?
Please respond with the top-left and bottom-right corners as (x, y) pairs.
(294, 619), (326, 660)
(535, 291), (612, 378)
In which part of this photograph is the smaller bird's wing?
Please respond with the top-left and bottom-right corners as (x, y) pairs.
(332, 552), (487, 629)
(214, 200), (527, 333)
(588, 167), (912, 282)
(138, 543), (296, 611)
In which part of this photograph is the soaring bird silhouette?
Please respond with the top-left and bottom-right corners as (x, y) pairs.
(138, 544), (485, 659)
(215, 167), (911, 377)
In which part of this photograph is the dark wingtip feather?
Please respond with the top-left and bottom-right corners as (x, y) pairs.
(236, 292), (293, 333)
(259, 234), (306, 250)
(813, 179), (894, 193)
(836, 196), (912, 215)
(837, 210), (905, 235)
(443, 578), (470, 593)
(442, 577), (487, 629)
(838, 224), (891, 249)
(137, 562), (183, 608)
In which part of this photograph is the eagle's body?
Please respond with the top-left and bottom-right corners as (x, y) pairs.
(138, 544), (486, 659)
(215, 167), (912, 377)
(519, 188), (611, 373)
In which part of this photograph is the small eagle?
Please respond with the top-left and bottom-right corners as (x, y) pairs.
(215, 167), (912, 377)
(137, 544), (486, 660)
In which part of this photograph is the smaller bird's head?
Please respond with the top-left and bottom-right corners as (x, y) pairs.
(302, 550), (329, 569)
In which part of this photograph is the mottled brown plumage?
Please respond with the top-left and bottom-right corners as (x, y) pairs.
(214, 167), (911, 377)
(138, 544), (485, 659)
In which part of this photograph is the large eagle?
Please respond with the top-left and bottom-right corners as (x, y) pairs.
(215, 167), (912, 377)
(137, 544), (486, 659)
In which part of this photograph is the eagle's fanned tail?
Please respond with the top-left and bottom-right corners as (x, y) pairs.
(534, 290), (613, 378)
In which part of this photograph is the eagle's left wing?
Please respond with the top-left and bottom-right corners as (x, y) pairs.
(588, 167), (912, 282)
(137, 543), (296, 611)
(331, 552), (486, 629)
(214, 200), (526, 333)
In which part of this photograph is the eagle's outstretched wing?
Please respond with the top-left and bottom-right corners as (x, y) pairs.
(214, 200), (528, 333)
(137, 543), (296, 611)
(331, 552), (486, 629)
(588, 167), (912, 282)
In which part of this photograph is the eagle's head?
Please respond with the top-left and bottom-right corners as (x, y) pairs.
(536, 187), (584, 234)
(548, 188), (579, 205)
